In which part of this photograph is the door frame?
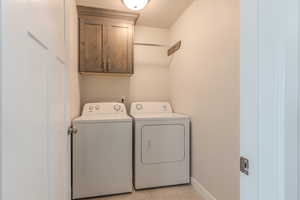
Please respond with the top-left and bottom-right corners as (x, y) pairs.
(64, 0), (80, 199)
(0, 0), (2, 198)
(240, 0), (299, 200)
(64, 0), (71, 198)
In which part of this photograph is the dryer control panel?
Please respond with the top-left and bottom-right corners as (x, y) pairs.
(130, 102), (173, 114)
(82, 103), (127, 115)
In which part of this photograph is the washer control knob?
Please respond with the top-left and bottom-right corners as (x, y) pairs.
(114, 104), (121, 112)
(162, 105), (168, 111)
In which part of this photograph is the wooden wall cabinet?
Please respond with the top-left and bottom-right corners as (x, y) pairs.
(78, 6), (139, 75)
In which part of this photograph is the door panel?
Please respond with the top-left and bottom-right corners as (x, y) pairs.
(142, 125), (185, 164)
(1, 31), (49, 200)
(47, 58), (68, 200)
(106, 24), (133, 73)
(27, 0), (65, 60)
(80, 21), (104, 72)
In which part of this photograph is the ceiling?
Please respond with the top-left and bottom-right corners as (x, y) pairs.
(76, 0), (194, 28)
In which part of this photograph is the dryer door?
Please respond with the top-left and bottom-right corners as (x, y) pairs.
(142, 124), (185, 164)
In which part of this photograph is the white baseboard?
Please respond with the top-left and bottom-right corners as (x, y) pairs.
(191, 177), (216, 200)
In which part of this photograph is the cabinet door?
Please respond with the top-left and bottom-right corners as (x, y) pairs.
(79, 20), (104, 73)
(105, 24), (134, 74)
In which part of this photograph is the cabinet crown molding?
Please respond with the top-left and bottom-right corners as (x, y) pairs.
(78, 6), (140, 24)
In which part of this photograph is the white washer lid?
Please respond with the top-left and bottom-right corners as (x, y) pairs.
(130, 113), (189, 121)
(74, 114), (132, 124)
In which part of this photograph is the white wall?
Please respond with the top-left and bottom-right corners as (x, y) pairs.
(80, 26), (170, 108)
(169, 0), (240, 200)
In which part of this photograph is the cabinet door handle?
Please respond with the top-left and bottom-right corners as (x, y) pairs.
(147, 140), (152, 150)
(101, 61), (105, 70)
(106, 58), (111, 71)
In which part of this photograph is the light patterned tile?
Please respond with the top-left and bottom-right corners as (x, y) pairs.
(86, 185), (201, 200)
(89, 193), (132, 200)
(178, 191), (202, 200)
(147, 185), (192, 200)
(131, 190), (152, 200)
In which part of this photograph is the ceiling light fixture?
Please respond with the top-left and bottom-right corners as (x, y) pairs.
(122, 0), (150, 11)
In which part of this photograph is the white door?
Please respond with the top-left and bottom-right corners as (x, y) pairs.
(240, 0), (299, 200)
(0, 0), (69, 199)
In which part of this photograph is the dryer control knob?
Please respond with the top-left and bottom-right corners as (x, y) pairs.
(136, 104), (143, 111)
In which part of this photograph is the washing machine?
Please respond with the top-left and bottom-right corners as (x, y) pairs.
(130, 102), (190, 189)
(72, 103), (132, 199)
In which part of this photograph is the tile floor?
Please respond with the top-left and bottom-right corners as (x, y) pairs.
(90, 185), (202, 200)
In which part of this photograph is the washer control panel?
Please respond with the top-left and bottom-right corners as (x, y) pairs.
(130, 102), (173, 114)
(82, 103), (127, 115)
